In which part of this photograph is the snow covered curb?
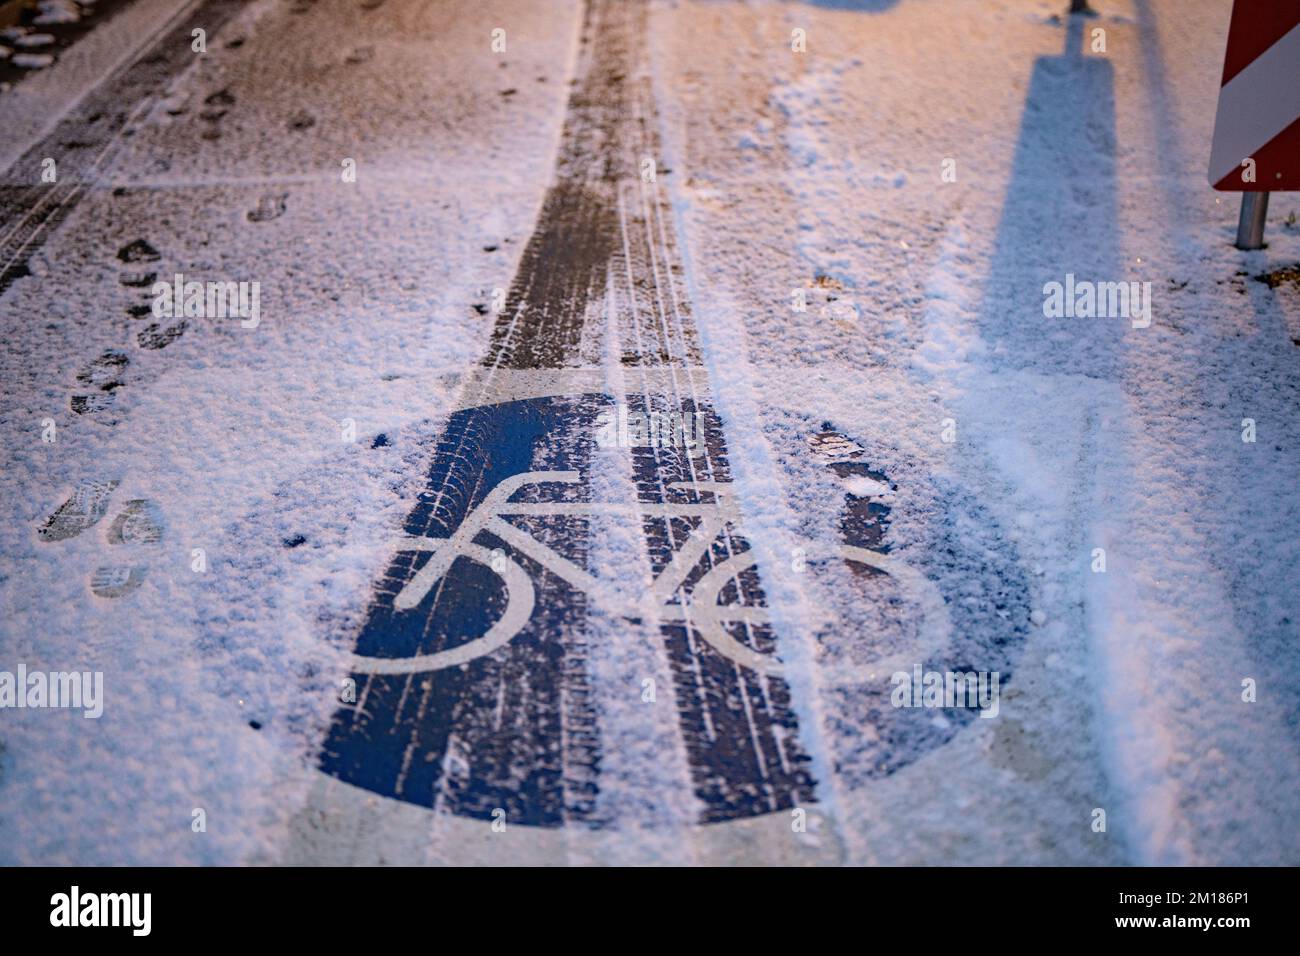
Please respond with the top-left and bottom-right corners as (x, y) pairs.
(0, 0), (197, 173)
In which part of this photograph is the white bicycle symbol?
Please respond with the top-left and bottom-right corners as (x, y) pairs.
(352, 470), (951, 683)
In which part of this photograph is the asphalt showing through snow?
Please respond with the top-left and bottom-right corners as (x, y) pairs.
(3, 0), (1035, 861)
(305, 1), (1033, 850)
(318, 0), (820, 828)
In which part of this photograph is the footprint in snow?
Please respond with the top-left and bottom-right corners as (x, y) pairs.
(69, 349), (128, 420)
(200, 89), (234, 139)
(38, 482), (166, 599)
(247, 193), (287, 222)
(116, 238), (161, 264)
(37, 479), (119, 542)
(75, 348), (128, 390)
(113, 240), (188, 349)
(70, 393), (117, 416)
(122, 270), (158, 320)
(808, 425), (894, 556)
(69, 239), (187, 424)
(119, 270), (157, 288)
(137, 320), (187, 350)
(93, 499), (166, 598)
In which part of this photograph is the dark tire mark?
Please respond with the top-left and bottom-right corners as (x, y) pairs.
(321, 0), (818, 828)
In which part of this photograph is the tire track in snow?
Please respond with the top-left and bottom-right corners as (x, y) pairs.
(299, 0), (820, 857)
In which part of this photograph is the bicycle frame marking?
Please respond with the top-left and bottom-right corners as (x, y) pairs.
(353, 470), (951, 680)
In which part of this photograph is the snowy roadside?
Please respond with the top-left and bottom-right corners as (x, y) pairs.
(1, 0), (141, 92)
(0, 0), (580, 864)
(650, 0), (1300, 864)
(0, 0), (199, 172)
(1, 0), (1295, 867)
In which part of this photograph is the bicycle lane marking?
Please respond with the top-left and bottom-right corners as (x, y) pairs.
(312, 0), (623, 831)
(303, 0), (825, 846)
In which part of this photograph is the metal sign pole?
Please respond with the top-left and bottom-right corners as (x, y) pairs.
(1235, 192), (1269, 250)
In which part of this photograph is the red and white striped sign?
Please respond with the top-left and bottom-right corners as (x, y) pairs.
(1208, 1), (1300, 191)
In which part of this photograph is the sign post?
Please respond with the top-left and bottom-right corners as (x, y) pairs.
(1208, 2), (1300, 250)
(1236, 193), (1269, 251)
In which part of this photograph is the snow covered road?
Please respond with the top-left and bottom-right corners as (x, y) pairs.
(1, 0), (1297, 866)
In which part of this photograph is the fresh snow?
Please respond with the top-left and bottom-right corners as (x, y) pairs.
(0, 0), (1297, 865)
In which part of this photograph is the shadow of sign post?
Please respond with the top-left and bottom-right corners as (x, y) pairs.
(976, 15), (1123, 377)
